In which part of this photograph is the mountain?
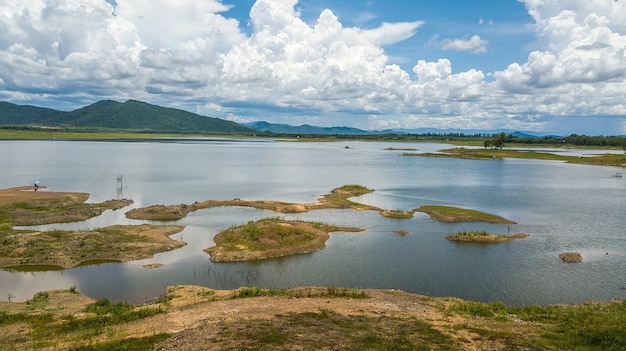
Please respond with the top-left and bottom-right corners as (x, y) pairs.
(243, 121), (396, 135)
(0, 100), (254, 134)
(0, 102), (64, 125)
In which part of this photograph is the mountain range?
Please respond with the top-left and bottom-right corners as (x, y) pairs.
(1, 99), (559, 137)
(0, 100), (252, 134)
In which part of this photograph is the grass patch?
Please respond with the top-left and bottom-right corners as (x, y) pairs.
(446, 299), (626, 350)
(231, 287), (368, 299)
(414, 205), (516, 224)
(209, 311), (456, 351)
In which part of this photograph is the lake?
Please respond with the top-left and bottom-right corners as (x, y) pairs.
(1, 139), (624, 306)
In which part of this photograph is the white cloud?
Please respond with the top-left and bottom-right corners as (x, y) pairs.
(0, 0), (624, 134)
(441, 35), (488, 53)
(114, 0), (242, 51)
(492, 0), (626, 121)
(360, 21), (425, 46)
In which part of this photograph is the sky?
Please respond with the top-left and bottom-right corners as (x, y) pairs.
(1, 0), (625, 135)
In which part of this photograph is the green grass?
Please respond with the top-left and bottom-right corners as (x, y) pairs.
(231, 287), (368, 299)
(320, 184), (378, 210)
(0, 297), (165, 350)
(414, 205), (516, 224)
(448, 299), (626, 350)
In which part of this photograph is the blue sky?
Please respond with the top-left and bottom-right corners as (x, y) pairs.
(1, 0), (626, 135)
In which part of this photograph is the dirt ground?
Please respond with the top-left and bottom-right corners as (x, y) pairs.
(0, 186), (88, 206)
(0, 286), (535, 351)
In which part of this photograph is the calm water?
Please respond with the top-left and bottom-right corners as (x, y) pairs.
(1, 139), (624, 306)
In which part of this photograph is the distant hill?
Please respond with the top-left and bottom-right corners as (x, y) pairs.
(0, 102), (63, 125)
(243, 121), (397, 135)
(0, 100), (253, 134)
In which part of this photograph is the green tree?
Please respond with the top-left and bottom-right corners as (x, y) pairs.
(491, 132), (507, 150)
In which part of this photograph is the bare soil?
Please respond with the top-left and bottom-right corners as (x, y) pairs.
(0, 286), (542, 351)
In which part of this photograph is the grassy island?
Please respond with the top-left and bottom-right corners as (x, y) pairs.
(445, 230), (529, 243)
(205, 217), (362, 262)
(414, 205), (516, 224)
(0, 186), (185, 269)
(0, 224), (185, 269)
(0, 186), (132, 225)
(380, 209), (414, 218)
(404, 147), (626, 167)
(125, 184), (379, 221)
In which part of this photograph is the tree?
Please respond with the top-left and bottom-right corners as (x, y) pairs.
(491, 132), (507, 150)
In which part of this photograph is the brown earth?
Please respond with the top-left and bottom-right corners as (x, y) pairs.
(0, 286), (542, 351)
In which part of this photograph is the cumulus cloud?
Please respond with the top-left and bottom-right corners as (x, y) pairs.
(441, 35), (488, 53)
(492, 0), (626, 120)
(0, 0), (624, 134)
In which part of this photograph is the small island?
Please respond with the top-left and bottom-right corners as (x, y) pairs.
(205, 217), (363, 262)
(125, 184), (379, 221)
(403, 147), (626, 168)
(445, 230), (529, 243)
(559, 252), (583, 263)
(414, 205), (516, 224)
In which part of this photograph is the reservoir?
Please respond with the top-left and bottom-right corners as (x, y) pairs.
(1, 139), (624, 305)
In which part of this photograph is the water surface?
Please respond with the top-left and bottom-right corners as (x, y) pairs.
(1, 139), (624, 305)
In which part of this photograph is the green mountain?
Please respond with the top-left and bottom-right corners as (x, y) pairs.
(0, 100), (254, 134)
(0, 101), (63, 125)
